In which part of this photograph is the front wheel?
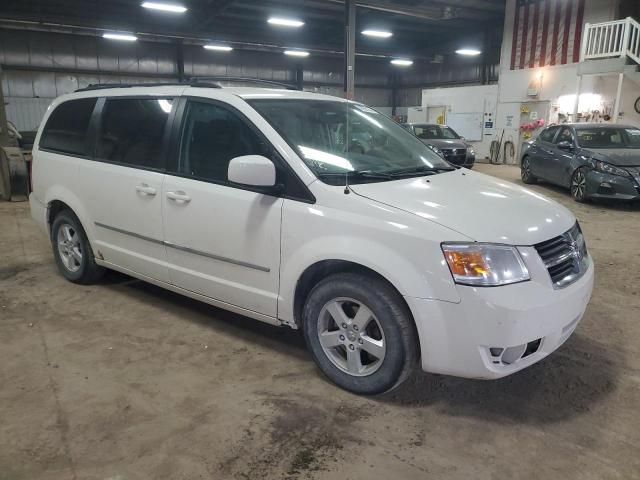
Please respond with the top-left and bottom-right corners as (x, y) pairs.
(521, 156), (537, 184)
(302, 273), (418, 395)
(570, 168), (589, 203)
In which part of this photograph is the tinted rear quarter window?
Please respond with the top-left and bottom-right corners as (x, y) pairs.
(39, 98), (97, 156)
(96, 98), (173, 169)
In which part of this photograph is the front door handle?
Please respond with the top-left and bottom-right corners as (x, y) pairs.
(166, 191), (192, 203)
(136, 183), (157, 196)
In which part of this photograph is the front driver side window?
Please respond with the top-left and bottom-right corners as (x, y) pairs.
(178, 101), (263, 183)
(538, 126), (558, 143)
(555, 127), (574, 145)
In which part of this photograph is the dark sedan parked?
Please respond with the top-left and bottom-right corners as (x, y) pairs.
(521, 124), (640, 202)
(403, 123), (475, 168)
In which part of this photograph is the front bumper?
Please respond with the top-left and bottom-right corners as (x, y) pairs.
(584, 169), (640, 201)
(405, 254), (594, 379)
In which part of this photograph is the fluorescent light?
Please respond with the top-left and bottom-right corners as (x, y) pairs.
(103, 33), (138, 41)
(204, 44), (233, 51)
(456, 48), (482, 56)
(268, 17), (304, 27)
(362, 30), (393, 38)
(141, 2), (187, 13)
(284, 50), (309, 57)
(391, 59), (413, 66)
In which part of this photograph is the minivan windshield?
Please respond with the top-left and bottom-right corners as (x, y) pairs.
(576, 127), (640, 149)
(248, 99), (454, 185)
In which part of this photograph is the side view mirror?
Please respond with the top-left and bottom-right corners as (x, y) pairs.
(557, 141), (574, 151)
(228, 155), (276, 187)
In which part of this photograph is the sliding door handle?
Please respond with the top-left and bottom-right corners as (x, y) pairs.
(135, 183), (157, 196)
(166, 191), (192, 203)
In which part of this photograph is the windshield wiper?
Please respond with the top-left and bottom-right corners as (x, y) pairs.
(385, 165), (458, 177)
(317, 170), (394, 180)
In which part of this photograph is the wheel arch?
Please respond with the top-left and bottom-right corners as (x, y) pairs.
(292, 259), (415, 332)
(44, 186), (96, 247)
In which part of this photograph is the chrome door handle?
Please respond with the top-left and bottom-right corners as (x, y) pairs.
(166, 191), (191, 203)
(136, 183), (157, 196)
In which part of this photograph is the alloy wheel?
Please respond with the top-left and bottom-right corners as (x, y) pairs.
(521, 158), (531, 181)
(571, 170), (587, 201)
(317, 297), (386, 377)
(56, 223), (83, 273)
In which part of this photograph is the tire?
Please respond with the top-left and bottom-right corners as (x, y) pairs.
(570, 167), (589, 203)
(51, 210), (105, 284)
(521, 156), (537, 184)
(301, 272), (418, 395)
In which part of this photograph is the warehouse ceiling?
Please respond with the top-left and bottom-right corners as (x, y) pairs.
(0, 0), (504, 60)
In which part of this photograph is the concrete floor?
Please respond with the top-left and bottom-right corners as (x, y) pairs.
(1, 164), (639, 480)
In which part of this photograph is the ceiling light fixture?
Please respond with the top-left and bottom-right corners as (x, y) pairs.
(102, 33), (138, 41)
(268, 17), (304, 27)
(362, 30), (393, 38)
(141, 2), (187, 13)
(204, 44), (233, 51)
(391, 59), (413, 66)
(455, 48), (482, 56)
(284, 50), (310, 57)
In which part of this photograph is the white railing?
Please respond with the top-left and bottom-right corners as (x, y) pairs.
(581, 17), (640, 64)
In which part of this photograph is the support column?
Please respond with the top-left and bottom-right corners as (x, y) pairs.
(0, 65), (9, 147)
(390, 72), (399, 117)
(343, 0), (356, 100)
(573, 74), (582, 121)
(295, 63), (304, 90)
(613, 72), (624, 123)
(176, 40), (185, 82)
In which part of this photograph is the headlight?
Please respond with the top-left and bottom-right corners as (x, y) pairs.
(467, 147), (475, 156)
(427, 144), (444, 157)
(590, 160), (630, 177)
(441, 243), (530, 287)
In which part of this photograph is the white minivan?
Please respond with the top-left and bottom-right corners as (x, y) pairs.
(30, 83), (594, 394)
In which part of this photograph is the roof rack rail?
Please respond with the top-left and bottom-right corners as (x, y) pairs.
(189, 76), (301, 90)
(75, 81), (222, 92)
(74, 77), (300, 93)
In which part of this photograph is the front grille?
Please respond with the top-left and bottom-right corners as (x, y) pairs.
(534, 223), (588, 288)
(441, 148), (467, 165)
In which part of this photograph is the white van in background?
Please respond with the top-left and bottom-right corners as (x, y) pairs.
(30, 83), (594, 394)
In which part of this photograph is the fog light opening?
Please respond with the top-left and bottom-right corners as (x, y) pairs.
(522, 338), (542, 358)
(489, 347), (504, 357)
(501, 344), (526, 365)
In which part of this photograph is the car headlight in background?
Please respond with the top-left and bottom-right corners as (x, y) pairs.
(590, 159), (630, 177)
(467, 147), (475, 157)
(427, 144), (444, 158)
(441, 243), (530, 286)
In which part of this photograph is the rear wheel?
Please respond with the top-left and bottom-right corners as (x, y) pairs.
(521, 156), (537, 184)
(51, 210), (104, 284)
(302, 272), (418, 395)
(570, 168), (589, 203)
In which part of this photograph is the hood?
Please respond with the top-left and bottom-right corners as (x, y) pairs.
(349, 169), (575, 245)
(420, 138), (469, 150)
(587, 148), (640, 166)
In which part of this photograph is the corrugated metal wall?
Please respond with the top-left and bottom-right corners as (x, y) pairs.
(1, 28), (495, 129)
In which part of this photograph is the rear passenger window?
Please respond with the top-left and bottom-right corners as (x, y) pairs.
(39, 98), (97, 156)
(96, 98), (173, 169)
